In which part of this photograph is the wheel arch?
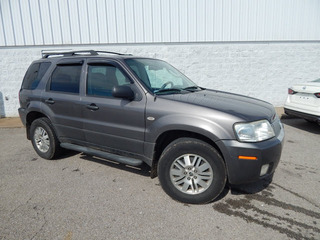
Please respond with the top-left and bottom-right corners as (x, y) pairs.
(26, 111), (48, 140)
(150, 129), (224, 178)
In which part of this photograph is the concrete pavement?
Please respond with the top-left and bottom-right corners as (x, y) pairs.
(0, 115), (319, 240)
(0, 117), (23, 128)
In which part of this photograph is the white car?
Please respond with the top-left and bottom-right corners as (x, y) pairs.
(284, 78), (320, 124)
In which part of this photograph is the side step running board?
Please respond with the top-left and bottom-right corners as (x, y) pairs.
(60, 143), (143, 166)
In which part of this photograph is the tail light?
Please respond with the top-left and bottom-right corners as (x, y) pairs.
(314, 93), (320, 98)
(288, 88), (297, 95)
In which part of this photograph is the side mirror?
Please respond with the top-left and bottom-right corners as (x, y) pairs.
(112, 85), (135, 101)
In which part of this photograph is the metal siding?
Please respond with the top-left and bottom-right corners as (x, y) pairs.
(86, 0), (99, 43)
(133, 0), (144, 43)
(143, 0), (153, 42)
(10, 0), (24, 45)
(56, 0), (71, 44)
(0, 2), (5, 46)
(125, 0), (135, 43)
(205, 0), (214, 41)
(230, 0), (239, 41)
(105, 0), (117, 43)
(188, 0), (197, 42)
(0, 0), (319, 46)
(179, 0), (188, 42)
(68, 0), (81, 44)
(38, 0), (52, 45)
(222, 0), (231, 41)
(152, 0), (162, 42)
(197, 0), (206, 42)
(213, 0), (223, 41)
(238, 0), (248, 41)
(115, 0), (126, 43)
(48, 0), (62, 44)
(316, 0), (320, 40)
(1, 0), (15, 46)
(170, 0), (179, 42)
(161, 0), (171, 42)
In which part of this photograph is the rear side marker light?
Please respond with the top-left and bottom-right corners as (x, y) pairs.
(288, 88), (297, 95)
(238, 156), (257, 160)
(314, 93), (320, 98)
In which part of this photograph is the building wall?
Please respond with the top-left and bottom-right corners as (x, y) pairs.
(1, 0), (319, 46)
(1, 41), (320, 117)
(1, 0), (320, 117)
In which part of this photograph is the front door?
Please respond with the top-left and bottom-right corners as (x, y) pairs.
(82, 61), (146, 155)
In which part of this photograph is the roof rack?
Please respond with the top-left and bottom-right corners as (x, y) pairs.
(95, 51), (132, 56)
(41, 50), (132, 58)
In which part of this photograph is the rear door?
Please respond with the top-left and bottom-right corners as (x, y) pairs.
(42, 58), (85, 144)
(81, 60), (146, 155)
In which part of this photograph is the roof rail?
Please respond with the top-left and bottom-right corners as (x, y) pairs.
(95, 51), (132, 56)
(41, 50), (131, 58)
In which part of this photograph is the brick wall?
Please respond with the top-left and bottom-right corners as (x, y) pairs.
(1, 42), (320, 117)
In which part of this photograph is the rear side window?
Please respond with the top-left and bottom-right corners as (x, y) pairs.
(22, 62), (51, 90)
(50, 65), (82, 94)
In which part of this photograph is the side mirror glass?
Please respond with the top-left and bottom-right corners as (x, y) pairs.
(112, 85), (135, 101)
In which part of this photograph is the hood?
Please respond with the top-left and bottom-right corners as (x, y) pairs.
(160, 89), (276, 122)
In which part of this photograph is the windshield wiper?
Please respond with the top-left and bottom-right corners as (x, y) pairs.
(154, 88), (182, 94)
(182, 86), (202, 92)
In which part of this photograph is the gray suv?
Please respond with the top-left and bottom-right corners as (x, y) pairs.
(19, 50), (284, 204)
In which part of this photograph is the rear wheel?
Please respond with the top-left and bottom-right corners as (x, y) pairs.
(158, 138), (226, 204)
(30, 118), (62, 159)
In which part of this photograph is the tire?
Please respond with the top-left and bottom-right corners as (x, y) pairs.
(30, 117), (62, 159)
(158, 138), (226, 204)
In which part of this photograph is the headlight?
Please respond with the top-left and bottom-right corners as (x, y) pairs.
(234, 120), (275, 142)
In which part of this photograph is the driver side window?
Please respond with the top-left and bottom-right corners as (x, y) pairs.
(87, 64), (130, 97)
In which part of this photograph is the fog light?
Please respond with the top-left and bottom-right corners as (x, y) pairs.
(260, 164), (269, 176)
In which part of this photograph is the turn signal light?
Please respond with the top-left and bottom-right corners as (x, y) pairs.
(314, 93), (320, 98)
(238, 156), (257, 160)
(288, 88), (297, 95)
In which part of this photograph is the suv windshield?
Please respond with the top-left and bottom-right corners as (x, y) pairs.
(125, 58), (199, 94)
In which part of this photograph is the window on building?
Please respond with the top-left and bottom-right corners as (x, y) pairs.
(22, 62), (51, 90)
(50, 65), (82, 93)
(87, 64), (131, 97)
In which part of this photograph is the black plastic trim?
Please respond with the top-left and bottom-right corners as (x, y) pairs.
(60, 143), (143, 166)
(284, 108), (320, 123)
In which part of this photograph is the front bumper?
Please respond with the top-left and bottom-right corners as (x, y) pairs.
(216, 125), (284, 184)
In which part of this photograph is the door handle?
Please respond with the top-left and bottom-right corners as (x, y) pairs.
(86, 103), (99, 111)
(45, 98), (55, 104)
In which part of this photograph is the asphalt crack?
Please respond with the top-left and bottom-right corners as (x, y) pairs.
(272, 182), (320, 209)
(10, 195), (34, 216)
(213, 184), (320, 240)
(214, 202), (313, 240)
(30, 206), (47, 240)
(7, 195), (49, 240)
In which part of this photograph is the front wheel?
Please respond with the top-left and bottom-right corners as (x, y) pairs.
(30, 117), (62, 159)
(158, 138), (226, 204)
